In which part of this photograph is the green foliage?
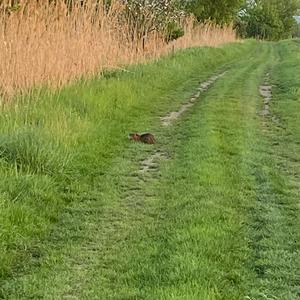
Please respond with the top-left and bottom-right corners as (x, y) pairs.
(164, 21), (184, 42)
(179, 0), (244, 24)
(236, 0), (300, 40)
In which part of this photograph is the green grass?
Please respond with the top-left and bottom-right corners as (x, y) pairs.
(0, 40), (300, 299)
(247, 40), (300, 299)
(0, 42), (255, 293)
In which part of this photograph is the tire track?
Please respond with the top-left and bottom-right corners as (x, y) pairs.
(160, 71), (227, 126)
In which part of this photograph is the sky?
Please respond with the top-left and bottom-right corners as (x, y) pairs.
(294, 16), (300, 23)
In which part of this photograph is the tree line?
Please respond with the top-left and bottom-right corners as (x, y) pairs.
(2, 0), (300, 40)
(180, 0), (300, 40)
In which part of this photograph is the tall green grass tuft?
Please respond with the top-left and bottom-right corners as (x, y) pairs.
(0, 128), (70, 175)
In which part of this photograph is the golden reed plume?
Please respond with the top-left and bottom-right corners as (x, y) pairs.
(0, 0), (237, 98)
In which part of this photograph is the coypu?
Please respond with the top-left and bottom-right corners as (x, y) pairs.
(129, 133), (156, 144)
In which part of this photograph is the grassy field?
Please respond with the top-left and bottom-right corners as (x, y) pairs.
(0, 40), (300, 299)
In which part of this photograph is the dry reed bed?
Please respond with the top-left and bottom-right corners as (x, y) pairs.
(0, 0), (237, 98)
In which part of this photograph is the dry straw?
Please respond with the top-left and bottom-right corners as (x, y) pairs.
(0, 0), (237, 98)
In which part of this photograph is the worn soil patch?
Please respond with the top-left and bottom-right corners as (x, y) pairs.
(259, 73), (281, 128)
(259, 84), (272, 116)
(160, 71), (227, 126)
(139, 150), (168, 175)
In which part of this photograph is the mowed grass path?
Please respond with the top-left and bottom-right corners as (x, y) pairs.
(1, 41), (300, 299)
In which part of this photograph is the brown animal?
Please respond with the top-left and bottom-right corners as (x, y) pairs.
(129, 133), (156, 144)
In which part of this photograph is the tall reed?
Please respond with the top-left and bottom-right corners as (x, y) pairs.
(0, 0), (237, 98)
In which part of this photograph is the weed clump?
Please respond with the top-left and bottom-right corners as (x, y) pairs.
(0, 129), (70, 175)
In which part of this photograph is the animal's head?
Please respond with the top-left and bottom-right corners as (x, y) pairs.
(129, 133), (140, 141)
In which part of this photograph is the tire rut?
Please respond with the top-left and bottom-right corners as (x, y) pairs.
(160, 71), (227, 126)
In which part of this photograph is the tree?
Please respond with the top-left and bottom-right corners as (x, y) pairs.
(235, 0), (300, 40)
(121, 0), (185, 44)
(179, 0), (245, 24)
